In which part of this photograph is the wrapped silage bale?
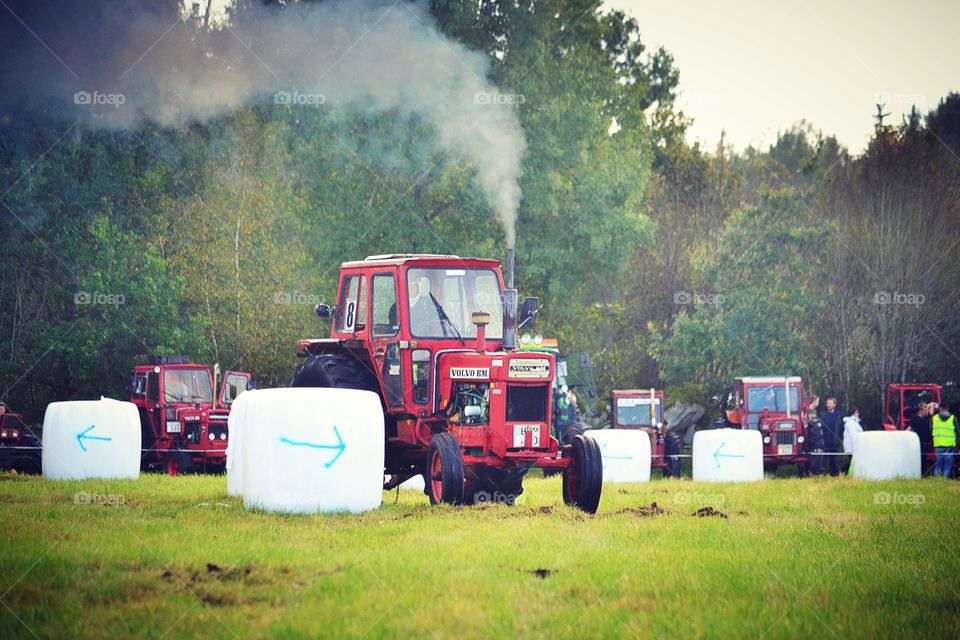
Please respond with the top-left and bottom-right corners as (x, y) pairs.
(226, 389), (255, 497)
(240, 387), (384, 514)
(692, 428), (763, 482)
(851, 430), (921, 480)
(585, 429), (652, 483)
(42, 398), (141, 480)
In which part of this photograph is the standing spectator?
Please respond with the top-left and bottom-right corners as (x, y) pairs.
(821, 397), (843, 476)
(932, 403), (958, 478)
(909, 402), (935, 475)
(807, 417), (827, 475)
(842, 407), (863, 474)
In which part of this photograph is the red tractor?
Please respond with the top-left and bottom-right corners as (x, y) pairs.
(291, 252), (603, 512)
(611, 388), (680, 477)
(717, 376), (811, 475)
(129, 356), (253, 475)
(0, 411), (41, 474)
(883, 383), (942, 473)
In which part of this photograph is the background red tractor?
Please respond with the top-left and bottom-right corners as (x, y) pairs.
(611, 388), (681, 477)
(291, 252), (603, 512)
(129, 356), (252, 475)
(716, 376), (811, 475)
(0, 410), (41, 474)
(883, 383), (942, 474)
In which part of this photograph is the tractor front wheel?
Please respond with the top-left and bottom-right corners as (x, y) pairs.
(425, 433), (465, 505)
(164, 451), (194, 477)
(562, 435), (602, 513)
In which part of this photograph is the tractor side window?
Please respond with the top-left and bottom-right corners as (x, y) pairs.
(336, 275), (367, 333)
(371, 274), (398, 337)
(147, 372), (159, 402)
(412, 349), (431, 405)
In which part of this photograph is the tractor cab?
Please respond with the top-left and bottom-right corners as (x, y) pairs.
(294, 252), (604, 512)
(129, 355), (253, 475)
(722, 376), (810, 473)
(883, 383), (941, 431)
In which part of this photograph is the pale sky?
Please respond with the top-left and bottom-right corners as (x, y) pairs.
(607, 0), (960, 153)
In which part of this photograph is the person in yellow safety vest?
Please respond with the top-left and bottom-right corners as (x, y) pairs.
(932, 403), (958, 478)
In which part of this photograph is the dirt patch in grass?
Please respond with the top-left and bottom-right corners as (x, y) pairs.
(693, 506), (727, 519)
(605, 502), (665, 518)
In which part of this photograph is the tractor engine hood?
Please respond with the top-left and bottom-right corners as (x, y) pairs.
(436, 351), (554, 411)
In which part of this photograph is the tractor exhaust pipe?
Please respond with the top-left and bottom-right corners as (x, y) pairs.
(502, 248), (518, 351)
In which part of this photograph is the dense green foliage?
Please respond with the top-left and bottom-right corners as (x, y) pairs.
(1, 0), (958, 424)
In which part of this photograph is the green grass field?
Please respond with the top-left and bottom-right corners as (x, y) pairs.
(1, 472), (958, 639)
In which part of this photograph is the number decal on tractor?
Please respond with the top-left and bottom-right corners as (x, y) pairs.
(513, 424), (541, 448)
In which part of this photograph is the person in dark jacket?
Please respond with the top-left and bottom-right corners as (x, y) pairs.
(807, 417), (827, 475)
(821, 397), (843, 476)
(909, 402), (935, 475)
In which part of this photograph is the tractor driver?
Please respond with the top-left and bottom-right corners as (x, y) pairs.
(165, 371), (190, 402)
(408, 272), (445, 336)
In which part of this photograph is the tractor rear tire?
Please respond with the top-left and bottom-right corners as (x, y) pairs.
(425, 433), (465, 505)
(290, 353), (379, 392)
(164, 451), (194, 477)
(17, 434), (42, 475)
(562, 435), (603, 513)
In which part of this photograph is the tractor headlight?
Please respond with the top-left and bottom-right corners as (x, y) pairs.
(533, 334), (543, 344)
(520, 333), (532, 344)
(10, 430), (17, 439)
(208, 432), (216, 441)
(797, 436), (805, 444)
(0, 430), (7, 438)
(763, 436), (771, 444)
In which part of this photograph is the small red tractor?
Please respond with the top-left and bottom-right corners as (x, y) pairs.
(129, 356), (253, 475)
(292, 252), (603, 512)
(0, 411), (41, 474)
(716, 376), (811, 475)
(883, 383), (942, 473)
(611, 388), (680, 477)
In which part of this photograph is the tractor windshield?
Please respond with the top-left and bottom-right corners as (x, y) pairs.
(407, 267), (504, 339)
(163, 368), (213, 404)
(616, 397), (662, 427)
(745, 385), (800, 413)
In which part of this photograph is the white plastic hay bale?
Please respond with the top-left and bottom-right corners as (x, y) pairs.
(226, 389), (255, 497)
(692, 428), (763, 482)
(585, 429), (652, 483)
(240, 387), (384, 514)
(42, 398), (141, 480)
(398, 475), (425, 491)
(851, 430), (921, 480)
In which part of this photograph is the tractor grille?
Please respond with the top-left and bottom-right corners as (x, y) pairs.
(506, 385), (548, 423)
(775, 432), (795, 446)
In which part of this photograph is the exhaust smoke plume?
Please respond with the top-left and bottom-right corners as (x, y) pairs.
(0, 0), (524, 246)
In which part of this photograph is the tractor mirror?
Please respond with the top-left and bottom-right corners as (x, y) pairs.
(519, 297), (539, 329)
(315, 303), (332, 318)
